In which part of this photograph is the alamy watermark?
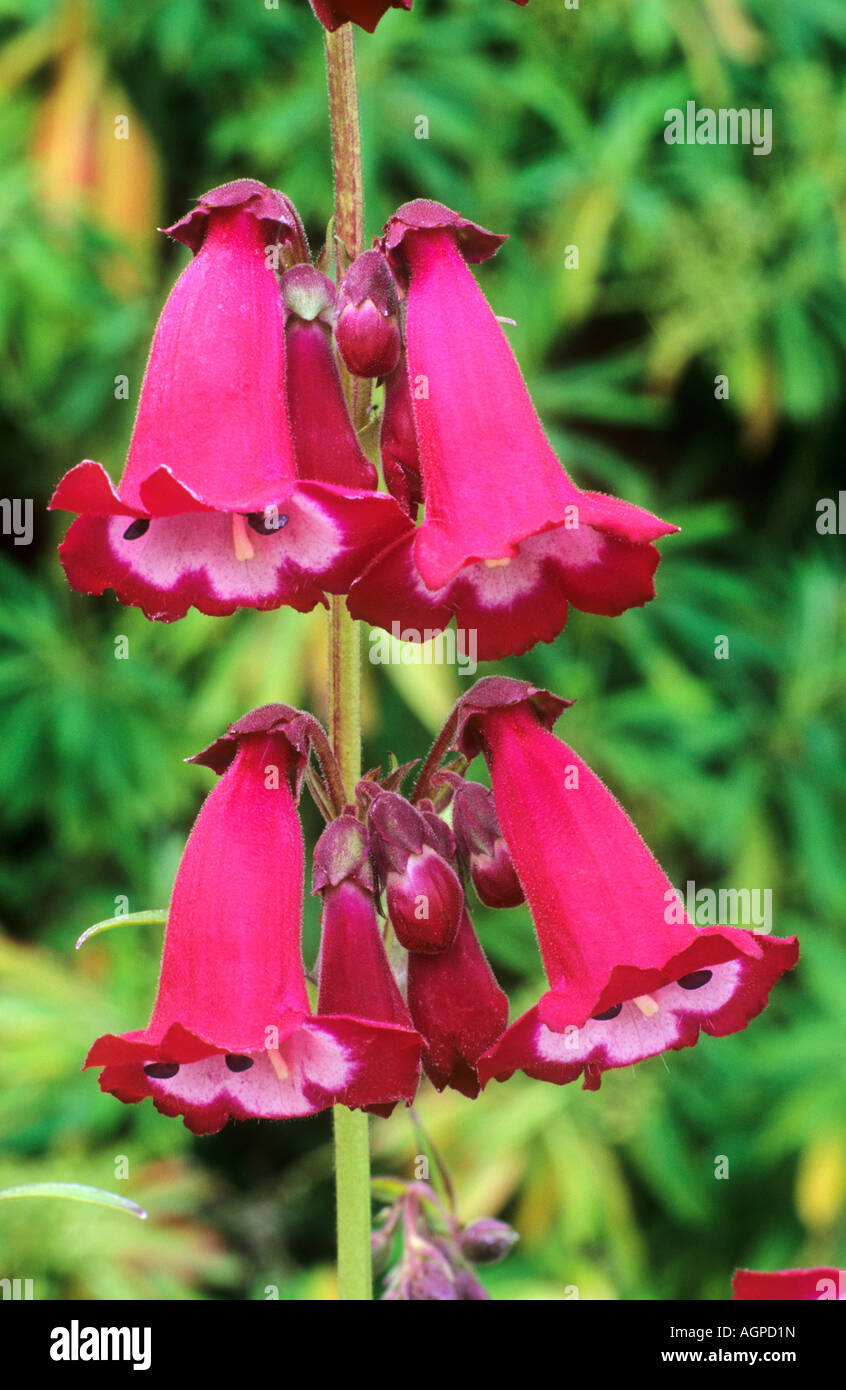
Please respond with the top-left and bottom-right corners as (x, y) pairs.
(369, 622), (478, 676)
(664, 101), (772, 156)
(0, 498), (33, 546)
(665, 882), (772, 934)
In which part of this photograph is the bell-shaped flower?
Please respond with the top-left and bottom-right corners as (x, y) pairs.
(348, 200), (677, 660)
(86, 705), (419, 1133)
(732, 1269), (845, 1301)
(407, 905), (509, 1098)
(313, 813), (422, 1110)
(51, 180), (408, 621)
(281, 265), (378, 491)
(451, 678), (799, 1091)
(310, 0), (412, 32)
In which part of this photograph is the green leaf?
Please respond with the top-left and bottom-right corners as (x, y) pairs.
(75, 910), (167, 951)
(0, 1182), (148, 1220)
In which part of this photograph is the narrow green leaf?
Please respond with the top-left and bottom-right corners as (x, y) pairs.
(75, 909), (167, 951)
(0, 1182), (148, 1220)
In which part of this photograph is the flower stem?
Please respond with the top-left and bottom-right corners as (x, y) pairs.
(324, 19), (372, 1303)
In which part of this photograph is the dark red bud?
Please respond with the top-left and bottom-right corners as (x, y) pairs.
(366, 790), (427, 874)
(459, 1218), (519, 1266)
(452, 781), (524, 909)
(454, 1268), (492, 1299)
(335, 250), (402, 378)
(421, 810), (455, 862)
(312, 814), (373, 893)
(385, 845), (463, 954)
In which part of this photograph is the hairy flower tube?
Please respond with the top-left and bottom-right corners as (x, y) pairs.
(51, 180), (408, 620)
(448, 678), (799, 1091)
(348, 199), (677, 660)
(86, 706), (422, 1133)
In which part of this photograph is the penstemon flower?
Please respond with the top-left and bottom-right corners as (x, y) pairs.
(86, 706), (422, 1134)
(281, 264), (380, 490)
(348, 200), (678, 660)
(406, 905), (509, 1098)
(50, 180), (408, 621)
(314, 812), (423, 1113)
(448, 678), (799, 1091)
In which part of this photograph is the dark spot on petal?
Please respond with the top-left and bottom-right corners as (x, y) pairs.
(123, 518), (150, 540)
(144, 1061), (179, 1078)
(224, 1054), (254, 1072)
(592, 1003), (623, 1021)
(248, 511), (289, 535)
(678, 970), (713, 990)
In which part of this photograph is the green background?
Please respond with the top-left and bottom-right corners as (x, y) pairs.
(1, 0), (844, 1299)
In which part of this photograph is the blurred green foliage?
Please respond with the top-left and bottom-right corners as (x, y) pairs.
(1, 0), (845, 1300)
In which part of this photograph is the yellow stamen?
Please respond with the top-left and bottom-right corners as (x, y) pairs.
(267, 1047), (290, 1082)
(633, 994), (659, 1017)
(232, 512), (255, 562)
(483, 557), (511, 569)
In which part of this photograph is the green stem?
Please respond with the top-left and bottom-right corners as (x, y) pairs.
(324, 19), (372, 1304)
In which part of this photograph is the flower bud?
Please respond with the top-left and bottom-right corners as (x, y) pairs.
(459, 1218), (519, 1266)
(367, 791), (463, 954)
(334, 249), (402, 378)
(452, 780), (524, 909)
(454, 1268), (492, 1300)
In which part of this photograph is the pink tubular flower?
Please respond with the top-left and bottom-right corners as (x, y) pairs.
(51, 180), (409, 621)
(281, 265), (378, 491)
(309, 0), (412, 32)
(407, 906), (509, 1098)
(347, 200), (677, 661)
(314, 813), (422, 1111)
(86, 706), (419, 1134)
(733, 1270), (845, 1301)
(450, 679), (799, 1092)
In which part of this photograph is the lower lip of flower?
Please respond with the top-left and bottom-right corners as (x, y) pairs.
(483, 557), (511, 568)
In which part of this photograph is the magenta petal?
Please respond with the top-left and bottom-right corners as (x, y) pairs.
(285, 317), (378, 490)
(732, 1269), (845, 1301)
(309, 0), (412, 32)
(49, 461), (142, 518)
(117, 201), (298, 513)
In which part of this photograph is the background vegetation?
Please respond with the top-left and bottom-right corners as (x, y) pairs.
(1, 0), (844, 1299)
